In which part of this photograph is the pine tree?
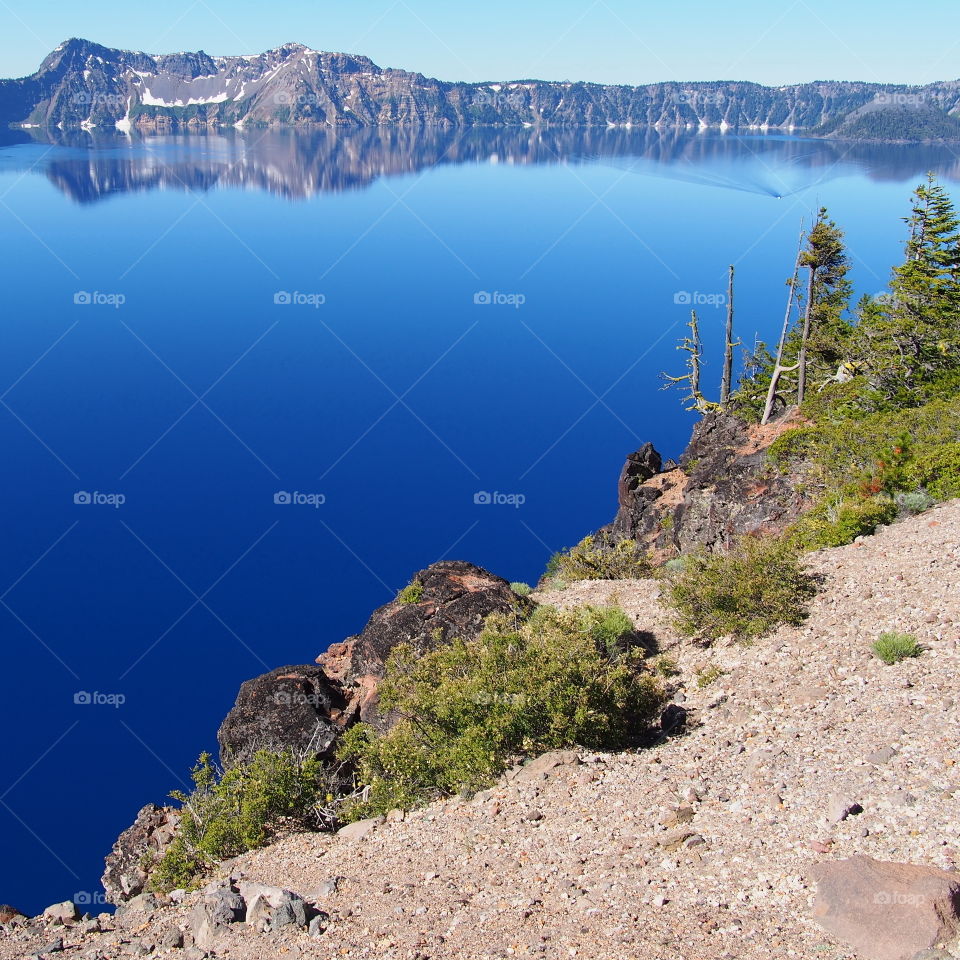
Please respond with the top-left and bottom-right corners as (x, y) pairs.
(857, 174), (960, 402)
(796, 208), (853, 403)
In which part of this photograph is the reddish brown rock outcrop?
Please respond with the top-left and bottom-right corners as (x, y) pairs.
(606, 411), (809, 557)
(318, 560), (530, 726)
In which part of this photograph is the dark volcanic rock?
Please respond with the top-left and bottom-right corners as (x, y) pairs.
(102, 803), (180, 904)
(218, 664), (349, 767)
(217, 562), (524, 764)
(319, 560), (530, 725)
(607, 411), (809, 556)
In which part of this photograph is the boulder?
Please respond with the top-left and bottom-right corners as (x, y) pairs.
(189, 881), (246, 951)
(41, 901), (78, 925)
(217, 561), (526, 767)
(318, 560), (530, 726)
(102, 802), (180, 904)
(218, 663), (348, 767)
(812, 856), (960, 960)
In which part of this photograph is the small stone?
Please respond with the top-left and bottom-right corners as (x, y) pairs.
(827, 796), (864, 823)
(160, 926), (184, 949)
(337, 816), (383, 841)
(867, 747), (898, 765)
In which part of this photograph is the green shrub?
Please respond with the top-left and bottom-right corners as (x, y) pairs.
(150, 750), (333, 893)
(337, 605), (663, 820)
(510, 582), (533, 597)
(652, 655), (680, 677)
(667, 535), (817, 641)
(787, 495), (898, 550)
(906, 442), (960, 501)
(695, 665), (725, 688)
(663, 556), (688, 574)
(548, 536), (652, 582)
(397, 580), (424, 605)
(896, 489), (936, 514)
(769, 398), (960, 507)
(872, 632), (922, 665)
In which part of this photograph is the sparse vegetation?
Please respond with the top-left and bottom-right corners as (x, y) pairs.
(397, 580), (424, 605)
(336, 604), (663, 820)
(667, 535), (817, 641)
(652, 655), (680, 677)
(695, 665), (725, 688)
(896, 489), (936, 514)
(510, 581), (533, 596)
(872, 631), (922, 664)
(150, 750), (335, 892)
(546, 536), (652, 583)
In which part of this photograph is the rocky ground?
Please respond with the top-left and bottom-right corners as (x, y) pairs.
(4, 500), (960, 960)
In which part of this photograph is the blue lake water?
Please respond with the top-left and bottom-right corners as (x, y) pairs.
(1, 126), (958, 913)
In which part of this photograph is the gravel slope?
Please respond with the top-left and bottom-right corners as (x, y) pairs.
(5, 501), (960, 960)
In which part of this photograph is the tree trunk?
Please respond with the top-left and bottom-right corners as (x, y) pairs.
(720, 264), (735, 405)
(761, 225), (804, 425)
(797, 262), (815, 405)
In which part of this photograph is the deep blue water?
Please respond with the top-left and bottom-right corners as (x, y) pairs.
(1, 126), (958, 914)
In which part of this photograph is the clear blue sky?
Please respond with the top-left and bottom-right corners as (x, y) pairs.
(1, 0), (958, 86)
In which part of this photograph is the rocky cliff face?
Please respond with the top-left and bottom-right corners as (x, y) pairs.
(605, 412), (810, 556)
(4, 38), (960, 138)
(215, 560), (527, 772)
(317, 560), (530, 728)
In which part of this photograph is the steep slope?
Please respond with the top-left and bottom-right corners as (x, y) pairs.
(4, 38), (960, 138)
(4, 501), (959, 960)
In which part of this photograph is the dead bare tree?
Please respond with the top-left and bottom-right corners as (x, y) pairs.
(663, 310), (721, 413)
(761, 223), (805, 425)
(720, 264), (737, 405)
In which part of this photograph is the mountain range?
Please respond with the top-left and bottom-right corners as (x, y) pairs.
(3, 38), (960, 140)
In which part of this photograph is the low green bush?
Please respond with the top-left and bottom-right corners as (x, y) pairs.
(150, 750), (333, 893)
(510, 582), (533, 597)
(873, 631), (923, 666)
(337, 604), (663, 820)
(872, 631), (922, 665)
(397, 580), (424, 605)
(547, 536), (652, 582)
(896, 489), (936, 514)
(667, 535), (817, 641)
(695, 665), (725, 688)
(786, 495), (898, 550)
(906, 442), (960, 501)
